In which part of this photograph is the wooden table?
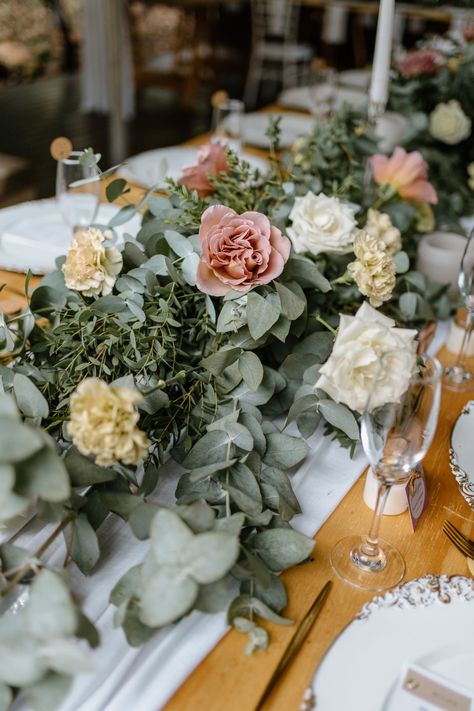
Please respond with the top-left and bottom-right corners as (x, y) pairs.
(0, 143), (472, 711)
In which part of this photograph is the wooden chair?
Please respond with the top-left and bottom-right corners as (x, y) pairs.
(244, 0), (313, 109)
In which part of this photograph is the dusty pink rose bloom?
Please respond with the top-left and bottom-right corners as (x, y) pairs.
(464, 25), (474, 42)
(398, 49), (443, 77)
(196, 205), (291, 296)
(178, 142), (230, 197)
(369, 147), (438, 205)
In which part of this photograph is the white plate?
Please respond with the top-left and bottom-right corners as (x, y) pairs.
(119, 145), (268, 188)
(449, 400), (474, 510)
(375, 112), (410, 152)
(277, 85), (367, 113)
(460, 216), (474, 236)
(338, 68), (371, 90)
(309, 575), (474, 711)
(240, 112), (314, 149)
(0, 200), (141, 275)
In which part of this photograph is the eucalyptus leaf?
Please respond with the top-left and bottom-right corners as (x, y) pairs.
(150, 508), (193, 565)
(13, 374), (49, 420)
(182, 430), (230, 469)
(318, 399), (359, 440)
(238, 352), (264, 391)
(65, 447), (117, 486)
(181, 532), (240, 584)
(26, 570), (77, 639)
(252, 529), (314, 571)
(246, 291), (281, 341)
(139, 566), (198, 627)
(66, 515), (100, 575)
(23, 672), (72, 711)
(263, 432), (309, 469)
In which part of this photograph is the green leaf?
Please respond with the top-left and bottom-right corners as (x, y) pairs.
(318, 399), (359, 440)
(139, 567), (198, 627)
(181, 532), (239, 584)
(0, 418), (43, 463)
(100, 492), (142, 519)
(121, 599), (154, 647)
(182, 430), (230, 470)
(227, 594), (292, 626)
(106, 178), (128, 202)
(399, 291), (418, 320)
(65, 447), (117, 486)
(150, 508), (194, 565)
(293, 331), (334, 360)
(30, 286), (67, 314)
(39, 639), (91, 675)
(225, 422), (254, 451)
(0, 684), (12, 711)
(24, 672), (72, 711)
(177, 501), (215, 533)
(16, 442), (70, 503)
(181, 252), (200, 286)
(201, 347), (241, 376)
(110, 565), (142, 606)
(238, 352), (264, 391)
(194, 579), (229, 613)
(90, 295), (128, 314)
(76, 611), (100, 649)
(239, 413), (266, 456)
(275, 282), (305, 320)
(263, 432), (309, 469)
(261, 467), (301, 519)
(108, 205), (137, 227)
(164, 230), (193, 257)
(66, 515), (100, 575)
(142, 254), (168, 276)
(252, 529), (314, 572)
(188, 459), (237, 483)
(0, 463), (30, 520)
(26, 570), (77, 639)
(13, 374), (49, 420)
(393, 250), (409, 274)
(246, 291), (281, 340)
(284, 257), (331, 292)
(286, 394), (319, 425)
(241, 574), (288, 613)
(129, 502), (158, 540)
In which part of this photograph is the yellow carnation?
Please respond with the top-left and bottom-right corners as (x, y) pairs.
(62, 227), (122, 297)
(365, 208), (402, 255)
(348, 230), (396, 308)
(68, 378), (150, 467)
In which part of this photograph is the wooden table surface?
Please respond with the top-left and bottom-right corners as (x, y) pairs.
(0, 133), (472, 711)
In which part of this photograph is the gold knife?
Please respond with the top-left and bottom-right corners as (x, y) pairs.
(255, 580), (333, 710)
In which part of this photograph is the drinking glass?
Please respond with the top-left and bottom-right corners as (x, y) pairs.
(307, 66), (336, 122)
(211, 98), (244, 154)
(331, 352), (441, 591)
(444, 228), (474, 391)
(56, 151), (100, 234)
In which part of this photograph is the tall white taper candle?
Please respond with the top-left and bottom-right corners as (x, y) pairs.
(369, 0), (395, 109)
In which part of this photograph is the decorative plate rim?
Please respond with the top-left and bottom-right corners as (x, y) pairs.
(449, 400), (474, 511)
(301, 574), (474, 710)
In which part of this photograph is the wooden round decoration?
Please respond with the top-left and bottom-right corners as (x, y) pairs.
(50, 137), (73, 161)
(211, 90), (229, 108)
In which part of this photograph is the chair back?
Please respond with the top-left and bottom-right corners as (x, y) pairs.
(250, 0), (301, 45)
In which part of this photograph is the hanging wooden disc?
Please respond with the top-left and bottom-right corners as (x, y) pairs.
(50, 137), (73, 161)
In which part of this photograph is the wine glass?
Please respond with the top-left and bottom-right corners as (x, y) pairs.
(56, 151), (100, 234)
(211, 98), (244, 154)
(444, 228), (474, 391)
(307, 66), (336, 122)
(331, 352), (442, 591)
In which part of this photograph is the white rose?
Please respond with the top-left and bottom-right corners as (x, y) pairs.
(62, 227), (123, 297)
(287, 191), (358, 256)
(429, 100), (472, 145)
(316, 302), (417, 413)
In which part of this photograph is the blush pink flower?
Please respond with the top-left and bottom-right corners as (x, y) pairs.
(369, 147), (438, 204)
(463, 25), (474, 42)
(397, 49), (443, 77)
(178, 142), (230, 197)
(196, 205), (291, 296)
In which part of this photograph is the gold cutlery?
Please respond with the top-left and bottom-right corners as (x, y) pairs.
(443, 519), (474, 559)
(255, 580), (333, 711)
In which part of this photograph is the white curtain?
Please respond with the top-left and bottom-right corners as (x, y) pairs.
(80, 0), (135, 121)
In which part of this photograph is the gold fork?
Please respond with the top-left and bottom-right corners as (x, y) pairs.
(443, 520), (474, 559)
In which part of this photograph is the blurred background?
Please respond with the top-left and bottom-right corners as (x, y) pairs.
(0, 0), (468, 203)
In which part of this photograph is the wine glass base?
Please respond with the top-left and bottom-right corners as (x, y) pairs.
(330, 535), (406, 592)
(443, 366), (474, 392)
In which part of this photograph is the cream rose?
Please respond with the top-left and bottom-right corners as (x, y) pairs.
(68, 378), (150, 467)
(316, 302), (417, 413)
(348, 230), (396, 308)
(287, 191), (358, 256)
(365, 208), (401, 255)
(62, 227), (123, 297)
(429, 100), (472, 145)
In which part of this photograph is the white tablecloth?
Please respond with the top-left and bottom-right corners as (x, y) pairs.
(9, 321), (449, 711)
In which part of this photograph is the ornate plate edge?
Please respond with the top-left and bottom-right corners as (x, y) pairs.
(449, 400), (474, 511)
(301, 574), (474, 710)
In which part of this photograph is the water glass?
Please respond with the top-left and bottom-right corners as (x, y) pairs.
(211, 98), (244, 154)
(307, 66), (336, 122)
(56, 151), (100, 234)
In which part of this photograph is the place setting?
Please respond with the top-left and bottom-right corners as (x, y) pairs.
(0, 2), (474, 711)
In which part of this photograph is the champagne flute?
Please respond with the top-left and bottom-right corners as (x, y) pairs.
(211, 98), (244, 154)
(56, 151), (100, 235)
(331, 352), (441, 591)
(307, 65), (336, 122)
(444, 228), (474, 391)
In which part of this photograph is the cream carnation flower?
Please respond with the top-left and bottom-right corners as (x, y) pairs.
(68, 378), (150, 467)
(365, 208), (401, 255)
(316, 302), (417, 413)
(347, 230), (396, 308)
(429, 100), (472, 145)
(62, 227), (123, 297)
(287, 191), (358, 256)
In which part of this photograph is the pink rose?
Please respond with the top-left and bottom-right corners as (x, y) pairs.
(397, 49), (443, 77)
(369, 147), (438, 205)
(178, 142), (230, 197)
(196, 205), (291, 296)
(463, 25), (474, 42)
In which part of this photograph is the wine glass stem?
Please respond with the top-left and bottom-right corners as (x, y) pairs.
(453, 310), (474, 371)
(360, 479), (391, 558)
